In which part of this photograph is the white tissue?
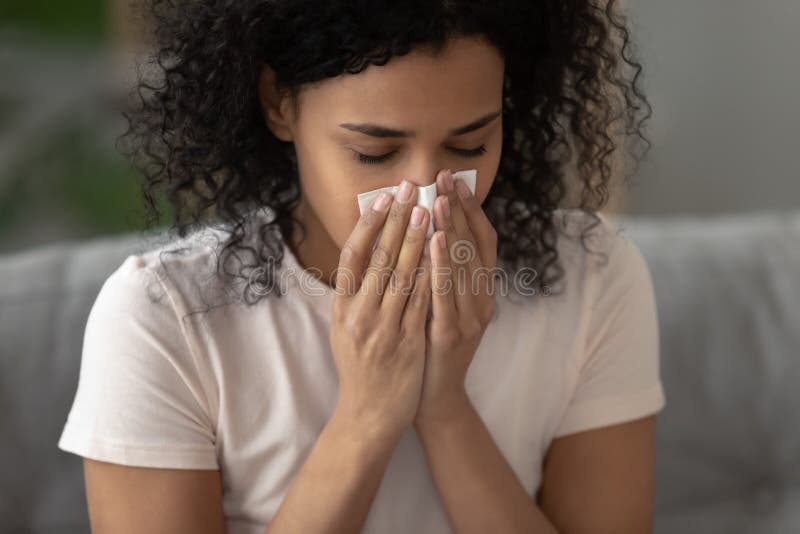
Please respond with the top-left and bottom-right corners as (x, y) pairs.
(356, 169), (477, 239)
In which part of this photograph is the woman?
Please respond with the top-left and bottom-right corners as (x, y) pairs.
(58, 0), (665, 532)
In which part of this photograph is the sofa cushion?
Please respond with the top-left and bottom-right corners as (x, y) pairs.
(0, 232), (164, 532)
(616, 210), (800, 533)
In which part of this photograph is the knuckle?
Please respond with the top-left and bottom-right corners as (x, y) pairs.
(388, 202), (405, 224)
(418, 255), (432, 273)
(404, 286), (427, 314)
(409, 287), (429, 311)
(370, 244), (392, 269)
(406, 293), (422, 311)
(439, 328), (461, 347)
(348, 316), (370, 340)
(364, 265), (390, 295)
(463, 319), (483, 342)
(389, 270), (414, 295)
(334, 267), (358, 295)
(339, 241), (359, 264)
(362, 207), (382, 227)
(359, 335), (380, 358)
(403, 230), (421, 247)
(374, 319), (399, 346)
(398, 323), (415, 342)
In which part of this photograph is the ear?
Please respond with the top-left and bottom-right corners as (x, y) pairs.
(257, 64), (295, 142)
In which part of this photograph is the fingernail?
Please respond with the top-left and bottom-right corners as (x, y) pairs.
(423, 238), (431, 257)
(455, 178), (471, 199)
(410, 206), (424, 227)
(441, 196), (451, 219)
(398, 179), (414, 203)
(374, 192), (391, 211)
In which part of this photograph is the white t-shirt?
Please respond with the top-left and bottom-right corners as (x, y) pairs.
(57, 207), (666, 534)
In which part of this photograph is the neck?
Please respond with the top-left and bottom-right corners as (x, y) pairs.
(287, 196), (340, 289)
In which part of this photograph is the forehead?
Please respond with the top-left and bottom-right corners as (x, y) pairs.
(299, 36), (505, 127)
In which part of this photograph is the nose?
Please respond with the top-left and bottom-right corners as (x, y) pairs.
(403, 168), (449, 190)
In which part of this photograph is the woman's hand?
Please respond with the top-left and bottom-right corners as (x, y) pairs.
(414, 168), (498, 429)
(330, 180), (433, 444)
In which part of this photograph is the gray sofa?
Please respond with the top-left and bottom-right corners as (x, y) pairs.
(1, 210), (798, 533)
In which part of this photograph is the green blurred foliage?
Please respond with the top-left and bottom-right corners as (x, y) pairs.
(0, 1), (180, 250)
(0, 122), (175, 249)
(55, 128), (147, 232)
(0, 1), (107, 43)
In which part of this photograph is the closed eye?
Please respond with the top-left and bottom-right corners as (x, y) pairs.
(354, 145), (488, 165)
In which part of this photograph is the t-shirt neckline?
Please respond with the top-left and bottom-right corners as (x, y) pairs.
(275, 228), (336, 318)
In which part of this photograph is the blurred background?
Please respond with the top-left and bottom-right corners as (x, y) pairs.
(0, 0), (147, 252)
(624, 0), (799, 215)
(1, 0), (798, 253)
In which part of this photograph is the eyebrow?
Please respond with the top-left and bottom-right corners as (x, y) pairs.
(338, 109), (502, 138)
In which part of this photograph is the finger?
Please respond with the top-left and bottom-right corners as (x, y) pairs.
(361, 180), (417, 309)
(436, 170), (486, 299)
(452, 173), (497, 270)
(451, 172), (498, 296)
(382, 205), (429, 326)
(429, 230), (457, 324)
(433, 192), (476, 316)
(400, 245), (433, 333)
(438, 170), (484, 270)
(336, 191), (392, 297)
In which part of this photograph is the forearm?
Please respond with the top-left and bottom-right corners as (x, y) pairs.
(414, 392), (559, 534)
(265, 407), (401, 534)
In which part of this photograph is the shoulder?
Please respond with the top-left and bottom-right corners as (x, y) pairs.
(550, 208), (652, 302)
(86, 249), (199, 348)
(578, 211), (654, 313)
(497, 209), (649, 304)
(548, 211), (665, 439)
(105, 224), (242, 318)
(61, 235), (224, 470)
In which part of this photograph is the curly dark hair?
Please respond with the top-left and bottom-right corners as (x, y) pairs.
(117, 0), (651, 307)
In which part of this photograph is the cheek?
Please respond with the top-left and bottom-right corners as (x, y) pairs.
(292, 143), (364, 246)
(328, 203), (363, 248)
(301, 177), (363, 247)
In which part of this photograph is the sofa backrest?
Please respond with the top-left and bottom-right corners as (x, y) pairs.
(0, 231), (164, 531)
(617, 210), (800, 533)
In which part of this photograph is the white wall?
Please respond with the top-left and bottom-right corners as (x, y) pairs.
(625, 0), (800, 215)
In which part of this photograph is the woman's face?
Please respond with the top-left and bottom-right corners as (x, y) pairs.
(259, 34), (505, 249)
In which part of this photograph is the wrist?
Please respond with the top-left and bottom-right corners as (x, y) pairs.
(329, 402), (406, 451)
(413, 388), (473, 436)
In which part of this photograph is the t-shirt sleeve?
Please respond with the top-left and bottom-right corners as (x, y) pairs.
(553, 223), (666, 439)
(57, 254), (219, 469)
